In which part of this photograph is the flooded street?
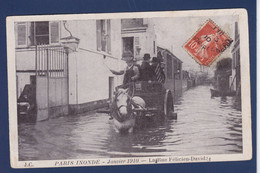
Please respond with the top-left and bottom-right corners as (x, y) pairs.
(18, 85), (242, 161)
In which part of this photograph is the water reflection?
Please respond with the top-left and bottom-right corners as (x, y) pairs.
(18, 85), (242, 160)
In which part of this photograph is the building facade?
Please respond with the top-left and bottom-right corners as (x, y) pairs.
(121, 18), (157, 60)
(121, 19), (183, 98)
(15, 19), (122, 121)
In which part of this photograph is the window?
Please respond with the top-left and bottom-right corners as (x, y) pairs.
(34, 21), (49, 45)
(32, 21), (60, 45)
(122, 37), (134, 58)
(15, 21), (60, 47)
(96, 20), (111, 53)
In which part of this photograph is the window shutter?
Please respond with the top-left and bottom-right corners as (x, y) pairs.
(17, 23), (27, 46)
(101, 20), (106, 52)
(96, 20), (102, 51)
(134, 37), (140, 46)
(50, 22), (59, 44)
(107, 20), (111, 53)
(28, 22), (35, 46)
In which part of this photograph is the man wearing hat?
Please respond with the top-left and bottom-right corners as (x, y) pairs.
(110, 51), (140, 86)
(140, 53), (155, 81)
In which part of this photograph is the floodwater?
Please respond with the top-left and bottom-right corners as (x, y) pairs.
(18, 85), (242, 161)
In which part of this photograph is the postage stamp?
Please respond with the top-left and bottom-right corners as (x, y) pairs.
(183, 19), (233, 66)
(6, 9), (251, 168)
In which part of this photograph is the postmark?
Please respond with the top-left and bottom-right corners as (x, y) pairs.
(183, 19), (233, 66)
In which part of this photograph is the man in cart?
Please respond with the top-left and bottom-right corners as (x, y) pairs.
(109, 51), (140, 88)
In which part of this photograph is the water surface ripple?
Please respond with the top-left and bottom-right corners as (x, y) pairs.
(18, 85), (242, 160)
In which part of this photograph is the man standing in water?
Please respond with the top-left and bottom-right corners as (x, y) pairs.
(109, 51), (140, 87)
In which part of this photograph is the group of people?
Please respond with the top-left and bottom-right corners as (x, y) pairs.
(109, 51), (165, 87)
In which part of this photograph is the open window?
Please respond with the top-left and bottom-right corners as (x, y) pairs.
(96, 20), (111, 53)
(15, 21), (60, 47)
(122, 37), (134, 58)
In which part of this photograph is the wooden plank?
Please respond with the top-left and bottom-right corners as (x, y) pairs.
(96, 109), (110, 114)
(133, 107), (158, 112)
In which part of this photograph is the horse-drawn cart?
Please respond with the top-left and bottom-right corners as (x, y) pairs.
(131, 81), (176, 118)
(98, 81), (177, 132)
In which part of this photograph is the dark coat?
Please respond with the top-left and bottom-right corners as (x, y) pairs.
(140, 61), (155, 81)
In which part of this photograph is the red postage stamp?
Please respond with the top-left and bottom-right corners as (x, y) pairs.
(183, 19), (233, 66)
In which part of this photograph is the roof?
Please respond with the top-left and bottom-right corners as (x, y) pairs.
(157, 46), (183, 63)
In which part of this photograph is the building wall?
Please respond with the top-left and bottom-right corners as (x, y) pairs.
(15, 19), (123, 116)
(121, 18), (157, 60)
(15, 49), (36, 98)
(65, 19), (122, 105)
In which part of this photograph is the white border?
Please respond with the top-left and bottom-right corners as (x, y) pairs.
(256, 1), (259, 173)
(7, 8), (252, 168)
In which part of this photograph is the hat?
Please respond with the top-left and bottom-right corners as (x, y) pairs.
(122, 51), (134, 62)
(143, 53), (151, 60)
(152, 57), (159, 63)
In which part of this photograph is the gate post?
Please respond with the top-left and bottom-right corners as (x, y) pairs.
(46, 47), (50, 119)
(65, 47), (69, 112)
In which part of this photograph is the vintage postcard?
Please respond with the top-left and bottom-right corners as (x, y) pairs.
(7, 9), (252, 168)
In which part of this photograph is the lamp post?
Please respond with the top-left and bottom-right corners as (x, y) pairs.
(60, 36), (80, 52)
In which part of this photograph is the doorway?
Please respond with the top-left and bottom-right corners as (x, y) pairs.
(109, 77), (114, 101)
(122, 37), (134, 57)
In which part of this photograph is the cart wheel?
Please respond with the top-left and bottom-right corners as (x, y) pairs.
(163, 90), (174, 117)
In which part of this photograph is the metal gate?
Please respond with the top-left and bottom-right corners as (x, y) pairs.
(36, 45), (69, 121)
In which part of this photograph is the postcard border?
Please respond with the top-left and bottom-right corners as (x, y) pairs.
(6, 8), (252, 169)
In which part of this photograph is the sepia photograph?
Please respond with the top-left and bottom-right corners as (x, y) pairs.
(7, 9), (252, 168)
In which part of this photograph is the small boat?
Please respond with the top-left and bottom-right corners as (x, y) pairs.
(210, 88), (236, 97)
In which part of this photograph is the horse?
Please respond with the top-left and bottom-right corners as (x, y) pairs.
(110, 88), (145, 133)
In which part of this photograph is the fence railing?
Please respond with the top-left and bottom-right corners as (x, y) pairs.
(36, 45), (68, 78)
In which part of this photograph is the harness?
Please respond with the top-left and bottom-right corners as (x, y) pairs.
(111, 89), (146, 122)
(110, 91), (131, 122)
